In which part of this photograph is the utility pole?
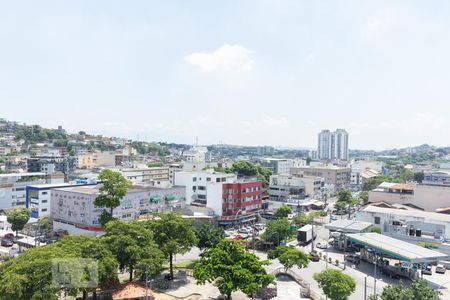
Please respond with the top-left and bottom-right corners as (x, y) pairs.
(310, 216), (315, 252)
(374, 252), (377, 298)
(145, 265), (149, 300)
(364, 276), (367, 300)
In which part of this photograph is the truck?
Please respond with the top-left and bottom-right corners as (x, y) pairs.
(297, 224), (316, 245)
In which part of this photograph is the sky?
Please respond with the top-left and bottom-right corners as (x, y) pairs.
(1, 1), (450, 150)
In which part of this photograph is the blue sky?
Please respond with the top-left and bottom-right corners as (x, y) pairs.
(1, 1), (450, 150)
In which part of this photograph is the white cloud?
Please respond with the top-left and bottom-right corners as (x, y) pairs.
(184, 44), (254, 72)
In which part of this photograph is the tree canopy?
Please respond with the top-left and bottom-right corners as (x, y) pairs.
(6, 208), (30, 236)
(94, 169), (131, 226)
(261, 218), (292, 246)
(0, 235), (118, 300)
(103, 220), (164, 281)
(314, 269), (356, 300)
(149, 212), (198, 279)
(274, 204), (292, 219)
(369, 280), (440, 300)
(196, 222), (225, 251)
(194, 240), (274, 300)
(268, 246), (309, 272)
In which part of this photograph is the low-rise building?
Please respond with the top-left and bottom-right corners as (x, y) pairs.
(27, 156), (76, 178)
(356, 206), (450, 250)
(423, 171), (450, 186)
(26, 182), (97, 218)
(174, 170), (263, 225)
(220, 181), (263, 225)
(290, 165), (351, 193)
(51, 184), (185, 235)
(261, 158), (294, 175)
(268, 175), (305, 202)
(77, 151), (116, 168)
(368, 182), (450, 212)
(0, 172), (49, 208)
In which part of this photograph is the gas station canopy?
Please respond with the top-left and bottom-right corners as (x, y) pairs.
(346, 233), (449, 263)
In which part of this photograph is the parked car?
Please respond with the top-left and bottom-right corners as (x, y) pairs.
(436, 264), (446, 274)
(1, 238), (13, 247)
(330, 216), (338, 221)
(316, 242), (328, 249)
(309, 251), (320, 262)
(422, 265), (432, 275)
(380, 266), (401, 279)
(344, 253), (361, 264)
(345, 246), (360, 253)
(3, 233), (14, 240)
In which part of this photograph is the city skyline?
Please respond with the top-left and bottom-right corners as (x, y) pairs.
(3, 1), (450, 150)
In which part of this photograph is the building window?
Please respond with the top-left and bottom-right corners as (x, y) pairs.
(42, 191), (48, 195)
(193, 177), (197, 182)
(216, 178), (221, 183)
(41, 208), (47, 212)
(374, 217), (380, 224)
(42, 200), (48, 203)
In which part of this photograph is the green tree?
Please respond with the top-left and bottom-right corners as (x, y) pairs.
(231, 160), (258, 176)
(309, 210), (327, 218)
(314, 269), (356, 300)
(334, 200), (348, 211)
(371, 226), (381, 234)
(194, 240), (274, 300)
(262, 218), (292, 246)
(6, 208), (31, 237)
(359, 191), (369, 204)
(337, 188), (353, 204)
(373, 280), (440, 300)
(409, 280), (440, 300)
(414, 171), (425, 183)
(292, 213), (312, 227)
(103, 220), (164, 281)
(274, 204), (292, 219)
(0, 235), (118, 300)
(196, 222), (225, 251)
(94, 169), (131, 226)
(268, 246), (309, 272)
(149, 212), (198, 280)
(55, 235), (119, 300)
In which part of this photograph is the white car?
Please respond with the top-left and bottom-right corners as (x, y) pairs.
(436, 264), (446, 274)
(316, 242), (328, 249)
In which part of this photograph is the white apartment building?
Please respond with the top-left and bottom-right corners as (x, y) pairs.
(182, 146), (208, 162)
(26, 182), (98, 218)
(174, 170), (237, 216)
(268, 175), (306, 202)
(0, 172), (49, 208)
(318, 129), (349, 161)
(262, 158), (304, 175)
(51, 184), (185, 235)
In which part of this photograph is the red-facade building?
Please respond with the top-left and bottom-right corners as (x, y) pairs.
(221, 181), (263, 222)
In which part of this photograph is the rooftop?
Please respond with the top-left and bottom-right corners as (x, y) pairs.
(325, 220), (373, 233)
(0, 172), (46, 178)
(362, 206), (450, 223)
(27, 182), (91, 189)
(346, 233), (448, 263)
